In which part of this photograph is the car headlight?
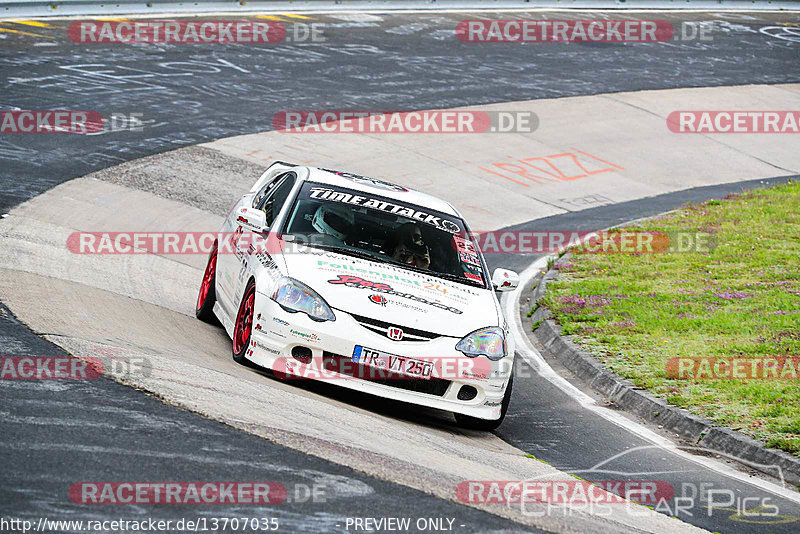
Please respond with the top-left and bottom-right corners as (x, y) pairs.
(271, 277), (336, 322)
(455, 327), (506, 360)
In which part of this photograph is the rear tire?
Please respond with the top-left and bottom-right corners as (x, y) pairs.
(454, 370), (513, 431)
(232, 279), (257, 366)
(196, 243), (218, 323)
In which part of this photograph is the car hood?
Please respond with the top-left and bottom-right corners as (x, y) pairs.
(281, 250), (499, 337)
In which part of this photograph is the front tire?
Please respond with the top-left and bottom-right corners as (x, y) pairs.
(232, 279), (256, 366)
(196, 243), (218, 323)
(454, 371), (514, 431)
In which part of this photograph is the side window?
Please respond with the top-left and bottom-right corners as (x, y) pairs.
(252, 173), (284, 208)
(257, 172), (297, 227)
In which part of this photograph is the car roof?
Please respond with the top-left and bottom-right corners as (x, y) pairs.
(300, 166), (461, 218)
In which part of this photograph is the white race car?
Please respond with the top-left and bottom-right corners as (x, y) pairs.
(196, 162), (520, 430)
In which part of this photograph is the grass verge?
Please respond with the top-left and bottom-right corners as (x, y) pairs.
(538, 181), (800, 455)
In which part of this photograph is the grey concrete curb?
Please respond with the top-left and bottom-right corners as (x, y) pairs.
(523, 259), (800, 488)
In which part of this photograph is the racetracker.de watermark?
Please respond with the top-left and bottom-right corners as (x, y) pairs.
(0, 355), (151, 380)
(65, 230), (714, 255)
(273, 110), (538, 134)
(69, 482), (288, 504)
(667, 111), (800, 133)
(469, 230), (714, 255)
(67, 20), (308, 44)
(0, 111), (143, 134)
(456, 20), (700, 43)
(0, 357), (102, 380)
(266, 354), (493, 381)
(66, 231), (282, 255)
(457, 480), (674, 505)
(667, 357), (800, 380)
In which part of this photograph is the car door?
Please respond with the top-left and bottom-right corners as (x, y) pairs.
(216, 172), (290, 314)
(220, 172), (299, 313)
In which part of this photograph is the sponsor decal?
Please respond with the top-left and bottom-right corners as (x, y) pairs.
(308, 186), (462, 234)
(272, 317), (289, 326)
(368, 294), (388, 306)
(316, 259), (475, 302)
(459, 251), (481, 267)
(453, 235), (478, 255)
(290, 329), (320, 343)
(252, 340), (280, 355)
(387, 300), (427, 314)
(255, 251), (278, 269)
(367, 293), (427, 314)
(328, 274), (390, 291)
(328, 274), (463, 315)
(462, 370), (488, 380)
(484, 400), (502, 407)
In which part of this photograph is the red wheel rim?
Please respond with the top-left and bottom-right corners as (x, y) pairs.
(196, 246), (217, 311)
(233, 285), (255, 354)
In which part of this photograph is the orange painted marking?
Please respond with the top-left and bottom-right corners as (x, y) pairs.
(572, 147), (625, 170)
(475, 148), (623, 186)
(477, 166), (529, 187)
(493, 162), (561, 185)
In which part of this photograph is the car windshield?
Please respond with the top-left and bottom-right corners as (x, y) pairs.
(283, 181), (487, 288)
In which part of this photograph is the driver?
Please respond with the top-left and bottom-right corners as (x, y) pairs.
(389, 223), (431, 269)
(311, 203), (354, 245)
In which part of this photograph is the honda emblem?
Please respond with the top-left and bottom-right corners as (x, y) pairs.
(387, 327), (403, 341)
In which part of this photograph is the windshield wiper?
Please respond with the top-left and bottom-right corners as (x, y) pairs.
(308, 243), (383, 263)
(428, 270), (486, 289)
(310, 243), (486, 289)
(383, 259), (486, 289)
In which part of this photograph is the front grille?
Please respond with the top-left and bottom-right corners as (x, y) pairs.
(323, 352), (450, 397)
(350, 313), (441, 342)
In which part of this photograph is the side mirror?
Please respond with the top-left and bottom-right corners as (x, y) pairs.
(235, 206), (268, 233)
(492, 268), (519, 292)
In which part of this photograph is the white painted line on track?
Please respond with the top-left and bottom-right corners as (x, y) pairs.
(503, 256), (800, 505)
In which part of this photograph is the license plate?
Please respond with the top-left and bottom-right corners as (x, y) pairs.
(352, 346), (433, 379)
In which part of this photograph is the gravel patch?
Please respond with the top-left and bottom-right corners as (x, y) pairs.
(87, 146), (266, 217)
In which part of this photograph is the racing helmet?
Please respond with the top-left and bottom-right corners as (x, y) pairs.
(393, 223), (428, 256)
(311, 203), (354, 242)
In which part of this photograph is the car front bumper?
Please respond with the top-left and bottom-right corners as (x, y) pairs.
(245, 291), (513, 420)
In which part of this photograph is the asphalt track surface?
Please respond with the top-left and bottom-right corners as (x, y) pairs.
(1, 10), (800, 211)
(2, 9), (800, 534)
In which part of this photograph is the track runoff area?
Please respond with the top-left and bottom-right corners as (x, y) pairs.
(1, 7), (800, 534)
